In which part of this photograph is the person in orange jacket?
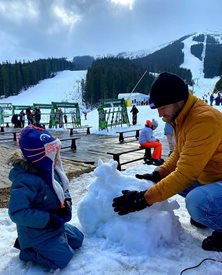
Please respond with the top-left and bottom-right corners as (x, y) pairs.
(139, 119), (163, 166)
(113, 72), (222, 252)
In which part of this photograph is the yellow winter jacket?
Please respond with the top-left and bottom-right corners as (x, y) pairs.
(145, 92), (222, 204)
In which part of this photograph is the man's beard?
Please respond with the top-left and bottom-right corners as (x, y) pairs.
(162, 116), (171, 123)
(162, 105), (183, 123)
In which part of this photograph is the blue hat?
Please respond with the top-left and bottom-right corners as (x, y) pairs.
(18, 126), (69, 206)
(19, 126), (57, 166)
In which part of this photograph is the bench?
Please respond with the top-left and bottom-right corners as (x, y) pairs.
(60, 137), (80, 151)
(0, 137), (16, 142)
(0, 131), (19, 142)
(0, 123), (11, 132)
(107, 147), (151, 171)
(116, 129), (141, 143)
(69, 126), (92, 136)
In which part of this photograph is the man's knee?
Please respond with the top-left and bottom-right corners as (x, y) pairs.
(185, 187), (206, 219)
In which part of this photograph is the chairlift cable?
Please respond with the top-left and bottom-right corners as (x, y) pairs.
(127, 70), (147, 100)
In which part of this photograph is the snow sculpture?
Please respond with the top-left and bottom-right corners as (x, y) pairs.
(77, 159), (180, 255)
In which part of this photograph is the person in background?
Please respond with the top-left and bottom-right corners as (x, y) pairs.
(58, 108), (64, 128)
(64, 114), (68, 124)
(164, 122), (174, 156)
(19, 110), (26, 128)
(55, 108), (64, 128)
(25, 107), (33, 125)
(215, 93), (221, 106)
(33, 106), (41, 127)
(130, 105), (139, 125)
(113, 72), (222, 252)
(209, 93), (214, 106)
(11, 114), (21, 128)
(83, 111), (87, 120)
(139, 119), (163, 166)
(8, 126), (84, 271)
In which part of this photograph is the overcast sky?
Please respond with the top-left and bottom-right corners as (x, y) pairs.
(0, 0), (222, 63)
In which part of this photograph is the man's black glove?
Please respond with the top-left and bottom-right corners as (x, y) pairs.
(112, 190), (151, 215)
(135, 170), (161, 183)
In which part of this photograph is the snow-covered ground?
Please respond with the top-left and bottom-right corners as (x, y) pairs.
(2, 163), (222, 275)
(1, 50), (222, 274)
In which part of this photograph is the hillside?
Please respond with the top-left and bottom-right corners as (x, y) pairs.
(84, 33), (222, 104)
(122, 32), (222, 79)
(0, 33), (222, 107)
(0, 70), (87, 110)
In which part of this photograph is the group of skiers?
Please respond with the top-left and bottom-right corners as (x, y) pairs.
(11, 106), (42, 128)
(10, 106), (76, 129)
(11, 111), (25, 128)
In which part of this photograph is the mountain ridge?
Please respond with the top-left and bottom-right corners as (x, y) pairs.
(74, 32), (222, 81)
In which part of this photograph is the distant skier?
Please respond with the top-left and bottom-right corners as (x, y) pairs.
(33, 106), (41, 127)
(64, 114), (68, 124)
(130, 105), (139, 125)
(19, 110), (25, 128)
(11, 114), (21, 128)
(209, 93), (214, 106)
(83, 112), (87, 120)
(25, 107), (33, 125)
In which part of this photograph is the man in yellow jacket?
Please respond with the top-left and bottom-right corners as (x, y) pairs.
(112, 72), (222, 252)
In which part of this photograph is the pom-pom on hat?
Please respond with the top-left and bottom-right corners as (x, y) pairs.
(18, 126), (69, 206)
(152, 119), (158, 128)
(149, 72), (189, 109)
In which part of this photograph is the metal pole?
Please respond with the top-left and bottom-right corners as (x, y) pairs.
(127, 70), (147, 100)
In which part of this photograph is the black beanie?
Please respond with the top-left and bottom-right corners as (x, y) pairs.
(149, 72), (189, 109)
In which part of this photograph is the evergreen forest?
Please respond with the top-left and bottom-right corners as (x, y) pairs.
(0, 58), (77, 98)
(85, 57), (155, 105)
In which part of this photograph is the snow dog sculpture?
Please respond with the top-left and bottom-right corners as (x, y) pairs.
(77, 159), (181, 255)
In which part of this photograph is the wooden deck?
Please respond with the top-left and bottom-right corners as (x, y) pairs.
(60, 133), (169, 169)
(0, 128), (169, 170)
